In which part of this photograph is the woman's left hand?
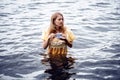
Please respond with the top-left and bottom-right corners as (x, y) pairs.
(59, 34), (67, 42)
(60, 33), (72, 47)
(61, 34), (67, 39)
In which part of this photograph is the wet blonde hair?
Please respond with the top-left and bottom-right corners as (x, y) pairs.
(48, 12), (66, 34)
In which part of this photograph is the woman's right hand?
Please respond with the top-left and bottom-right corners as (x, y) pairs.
(48, 33), (56, 40)
(43, 33), (55, 49)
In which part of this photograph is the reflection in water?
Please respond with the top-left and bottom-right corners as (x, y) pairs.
(45, 70), (75, 80)
(41, 54), (76, 80)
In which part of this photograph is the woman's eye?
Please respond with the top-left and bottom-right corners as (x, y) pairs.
(59, 18), (63, 21)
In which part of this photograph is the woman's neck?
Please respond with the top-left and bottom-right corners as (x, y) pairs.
(55, 26), (61, 33)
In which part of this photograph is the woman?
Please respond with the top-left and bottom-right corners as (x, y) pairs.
(41, 12), (75, 69)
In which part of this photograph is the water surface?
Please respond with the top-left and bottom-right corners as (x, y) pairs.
(0, 0), (120, 80)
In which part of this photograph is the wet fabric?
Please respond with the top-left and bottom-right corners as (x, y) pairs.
(41, 27), (75, 43)
(41, 27), (75, 69)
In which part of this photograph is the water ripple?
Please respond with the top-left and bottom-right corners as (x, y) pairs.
(0, 0), (120, 80)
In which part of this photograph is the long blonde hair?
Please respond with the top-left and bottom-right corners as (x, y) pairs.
(48, 12), (66, 34)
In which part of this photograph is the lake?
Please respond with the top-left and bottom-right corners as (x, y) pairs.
(0, 0), (120, 80)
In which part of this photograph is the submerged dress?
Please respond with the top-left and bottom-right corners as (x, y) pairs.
(42, 27), (75, 68)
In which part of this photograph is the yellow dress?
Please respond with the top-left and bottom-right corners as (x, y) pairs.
(48, 37), (67, 59)
(41, 27), (75, 67)
(41, 27), (75, 57)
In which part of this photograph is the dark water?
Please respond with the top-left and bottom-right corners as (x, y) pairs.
(0, 0), (120, 80)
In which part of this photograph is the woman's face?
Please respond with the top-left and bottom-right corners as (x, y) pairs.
(54, 15), (64, 28)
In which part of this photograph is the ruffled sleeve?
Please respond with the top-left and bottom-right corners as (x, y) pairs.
(66, 28), (75, 43)
(41, 29), (48, 41)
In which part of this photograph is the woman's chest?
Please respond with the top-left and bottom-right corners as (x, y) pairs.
(50, 38), (66, 47)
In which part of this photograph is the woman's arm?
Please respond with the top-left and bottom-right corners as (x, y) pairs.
(42, 33), (55, 49)
(65, 39), (72, 48)
(42, 38), (50, 49)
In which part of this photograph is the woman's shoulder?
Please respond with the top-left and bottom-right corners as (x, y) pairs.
(42, 26), (49, 32)
(64, 26), (72, 32)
